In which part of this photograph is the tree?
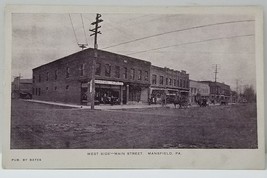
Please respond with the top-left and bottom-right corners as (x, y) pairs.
(243, 85), (256, 103)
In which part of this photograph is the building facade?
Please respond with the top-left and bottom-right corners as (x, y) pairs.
(189, 80), (210, 105)
(11, 77), (32, 99)
(32, 48), (151, 105)
(150, 65), (190, 104)
(200, 81), (231, 103)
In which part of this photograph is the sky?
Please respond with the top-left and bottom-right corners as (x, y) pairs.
(12, 13), (256, 91)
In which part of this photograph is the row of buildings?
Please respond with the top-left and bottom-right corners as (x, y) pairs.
(12, 48), (232, 105)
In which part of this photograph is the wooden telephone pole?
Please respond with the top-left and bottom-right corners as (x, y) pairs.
(89, 13), (103, 109)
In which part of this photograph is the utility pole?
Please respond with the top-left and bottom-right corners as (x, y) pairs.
(214, 64), (218, 83)
(89, 13), (103, 109)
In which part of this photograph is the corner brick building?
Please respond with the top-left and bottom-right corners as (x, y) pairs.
(32, 48), (151, 105)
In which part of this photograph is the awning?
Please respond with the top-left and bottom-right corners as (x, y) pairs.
(95, 80), (123, 86)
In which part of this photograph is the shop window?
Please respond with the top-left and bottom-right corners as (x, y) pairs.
(95, 62), (101, 76)
(115, 65), (120, 78)
(46, 72), (49, 81)
(159, 76), (164, 85)
(66, 67), (70, 78)
(152, 74), (157, 84)
(123, 67), (127, 79)
(80, 63), (85, 76)
(138, 70), (142, 80)
(105, 64), (111, 77)
(144, 71), (148, 81)
(130, 68), (135, 80)
(55, 70), (58, 80)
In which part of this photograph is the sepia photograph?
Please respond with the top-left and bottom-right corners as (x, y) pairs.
(3, 6), (264, 169)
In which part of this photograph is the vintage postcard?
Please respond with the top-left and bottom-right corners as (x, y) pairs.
(3, 5), (265, 169)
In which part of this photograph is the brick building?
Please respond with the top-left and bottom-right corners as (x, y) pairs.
(200, 81), (231, 103)
(189, 80), (210, 105)
(150, 65), (190, 104)
(11, 77), (32, 99)
(32, 48), (151, 105)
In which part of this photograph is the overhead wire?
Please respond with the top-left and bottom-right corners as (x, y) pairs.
(69, 14), (79, 45)
(126, 34), (254, 56)
(80, 14), (88, 44)
(102, 19), (254, 50)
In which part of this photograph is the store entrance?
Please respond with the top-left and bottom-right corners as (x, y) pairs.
(95, 84), (121, 105)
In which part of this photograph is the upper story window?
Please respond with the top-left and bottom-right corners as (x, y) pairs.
(105, 64), (111, 77)
(152, 74), (157, 84)
(159, 76), (164, 85)
(55, 70), (58, 80)
(66, 67), (70, 78)
(130, 68), (135, 80)
(169, 78), (172, 86)
(138, 70), (142, 80)
(177, 78), (179, 87)
(123, 67), (127, 79)
(174, 79), (177, 86)
(180, 79), (182, 87)
(33, 76), (35, 83)
(144, 71), (148, 81)
(95, 62), (101, 76)
(166, 78), (168, 85)
(80, 64), (85, 76)
(115, 66), (120, 78)
(46, 72), (49, 81)
(38, 74), (41, 82)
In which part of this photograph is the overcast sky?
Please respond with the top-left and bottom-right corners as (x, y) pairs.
(12, 13), (256, 91)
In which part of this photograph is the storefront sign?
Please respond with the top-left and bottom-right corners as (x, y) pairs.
(95, 80), (123, 86)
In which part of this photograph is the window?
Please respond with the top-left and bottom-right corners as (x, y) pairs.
(35, 88), (38, 95)
(66, 67), (70, 78)
(66, 85), (69, 90)
(183, 80), (186, 88)
(33, 76), (35, 83)
(166, 78), (168, 85)
(46, 87), (48, 91)
(174, 79), (177, 86)
(115, 66), (120, 78)
(105, 64), (111, 77)
(32, 88), (34, 95)
(38, 88), (41, 96)
(180, 79), (182, 87)
(38, 74), (41, 82)
(177, 78), (179, 87)
(55, 70), (58, 80)
(55, 86), (57, 90)
(159, 76), (164, 85)
(95, 63), (101, 76)
(123, 67), (127, 79)
(130, 68), (135, 80)
(46, 72), (49, 81)
(144, 71), (148, 81)
(152, 74), (157, 84)
(169, 78), (172, 85)
(80, 64), (85, 76)
(138, 70), (142, 80)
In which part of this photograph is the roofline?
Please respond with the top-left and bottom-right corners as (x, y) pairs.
(33, 48), (151, 71)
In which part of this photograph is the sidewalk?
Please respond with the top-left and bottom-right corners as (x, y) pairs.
(25, 99), (234, 110)
(24, 99), (164, 110)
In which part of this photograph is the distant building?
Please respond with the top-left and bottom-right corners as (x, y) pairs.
(149, 65), (189, 104)
(200, 81), (231, 103)
(12, 77), (32, 99)
(32, 48), (151, 105)
(189, 80), (210, 105)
